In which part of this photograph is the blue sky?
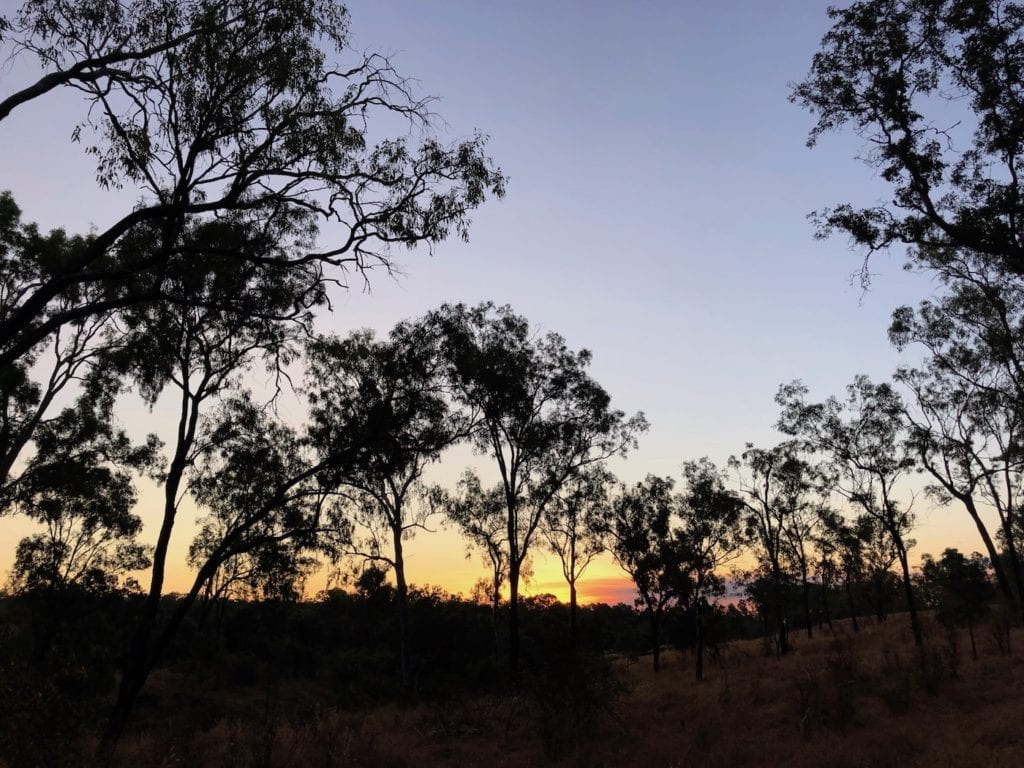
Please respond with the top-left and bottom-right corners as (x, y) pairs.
(1, 1), (971, 597)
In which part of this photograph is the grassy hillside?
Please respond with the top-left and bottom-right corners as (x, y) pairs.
(100, 613), (1023, 768)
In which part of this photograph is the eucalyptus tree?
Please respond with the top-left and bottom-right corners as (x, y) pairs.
(0, 194), (117, 494)
(782, 497), (826, 639)
(5, 367), (159, 594)
(428, 302), (646, 675)
(100, 224), (318, 750)
(595, 475), (689, 672)
(678, 458), (744, 680)
(892, 280), (1024, 622)
(445, 471), (510, 649)
(920, 548), (994, 660)
(0, 0), (505, 367)
(856, 513), (901, 624)
(792, 0), (1024, 283)
(305, 320), (468, 687)
(777, 377), (923, 646)
(794, 0), (1024, 627)
(541, 464), (612, 648)
(818, 508), (865, 631)
(104, 391), (343, 751)
(730, 441), (813, 655)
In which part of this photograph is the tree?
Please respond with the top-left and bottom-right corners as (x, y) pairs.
(731, 441), (813, 656)
(5, 369), (158, 594)
(104, 392), (342, 751)
(0, 0), (505, 367)
(792, 0), (1024, 283)
(780, 493), (825, 640)
(305, 320), (466, 688)
(0, 193), (118, 494)
(892, 275), (1024, 622)
(541, 465), (612, 649)
(777, 377), (924, 646)
(921, 548), (995, 660)
(100, 227), (319, 750)
(429, 302), (646, 676)
(678, 458), (744, 680)
(445, 471), (510, 652)
(595, 475), (689, 672)
(818, 508), (865, 631)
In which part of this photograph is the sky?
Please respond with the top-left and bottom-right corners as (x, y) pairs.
(0, 1), (982, 604)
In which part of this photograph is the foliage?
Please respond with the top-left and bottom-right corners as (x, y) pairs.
(428, 301), (646, 672)
(920, 548), (994, 630)
(594, 474), (690, 670)
(0, 0), (506, 366)
(792, 0), (1024, 282)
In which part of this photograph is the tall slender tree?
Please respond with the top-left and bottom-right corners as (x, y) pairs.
(305, 320), (467, 687)
(778, 377), (923, 646)
(429, 302), (646, 675)
(541, 465), (612, 648)
(731, 441), (812, 656)
(678, 458), (744, 680)
(595, 475), (689, 672)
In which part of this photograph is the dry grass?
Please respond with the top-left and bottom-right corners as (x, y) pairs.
(106, 614), (1024, 768)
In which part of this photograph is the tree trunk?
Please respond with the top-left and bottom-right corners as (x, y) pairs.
(1000, 515), (1024, 625)
(896, 547), (923, 647)
(100, 387), (199, 757)
(772, 564), (789, 655)
(695, 600), (704, 682)
(800, 565), (813, 639)
(845, 576), (859, 632)
(649, 608), (661, 672)
(569, 578), (578, 650)
(508, 558), (520, 678)
(393, 525), (410, 689)
(960, 495), (1019, 621)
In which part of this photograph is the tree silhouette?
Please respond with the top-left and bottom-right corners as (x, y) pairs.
(445, 471), (510, 652)
(428, 302), (646, 676)
(778, 378), (923, 646)
(541, 465), (612, 649)
(595, 475), (689, 672)
(731, 441), (812, 656)
(678, 458), (743, 680)
(100, 226), (316, 751)
(892, 281), (1024, 623)
(306, 320), (467, 688)
(0, 194), (118, 495)
(792, 0), (1024, 282)
(6, 367), (159, 594)
(0, 0), (505, 368)
(921, 548), (995, 660)
(817, 508), (865, 632)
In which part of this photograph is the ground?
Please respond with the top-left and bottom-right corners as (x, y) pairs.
(103, 613), (1024, 767)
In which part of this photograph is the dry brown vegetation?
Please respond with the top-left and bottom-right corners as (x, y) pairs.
(93, 612), (1024, 768)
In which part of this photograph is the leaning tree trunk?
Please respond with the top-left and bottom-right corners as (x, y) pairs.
(895, 546), (923, 647)
(101, 388), (199, 757)
(958, 495), (1020, 622)
(1000, 514), (1024, 625)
